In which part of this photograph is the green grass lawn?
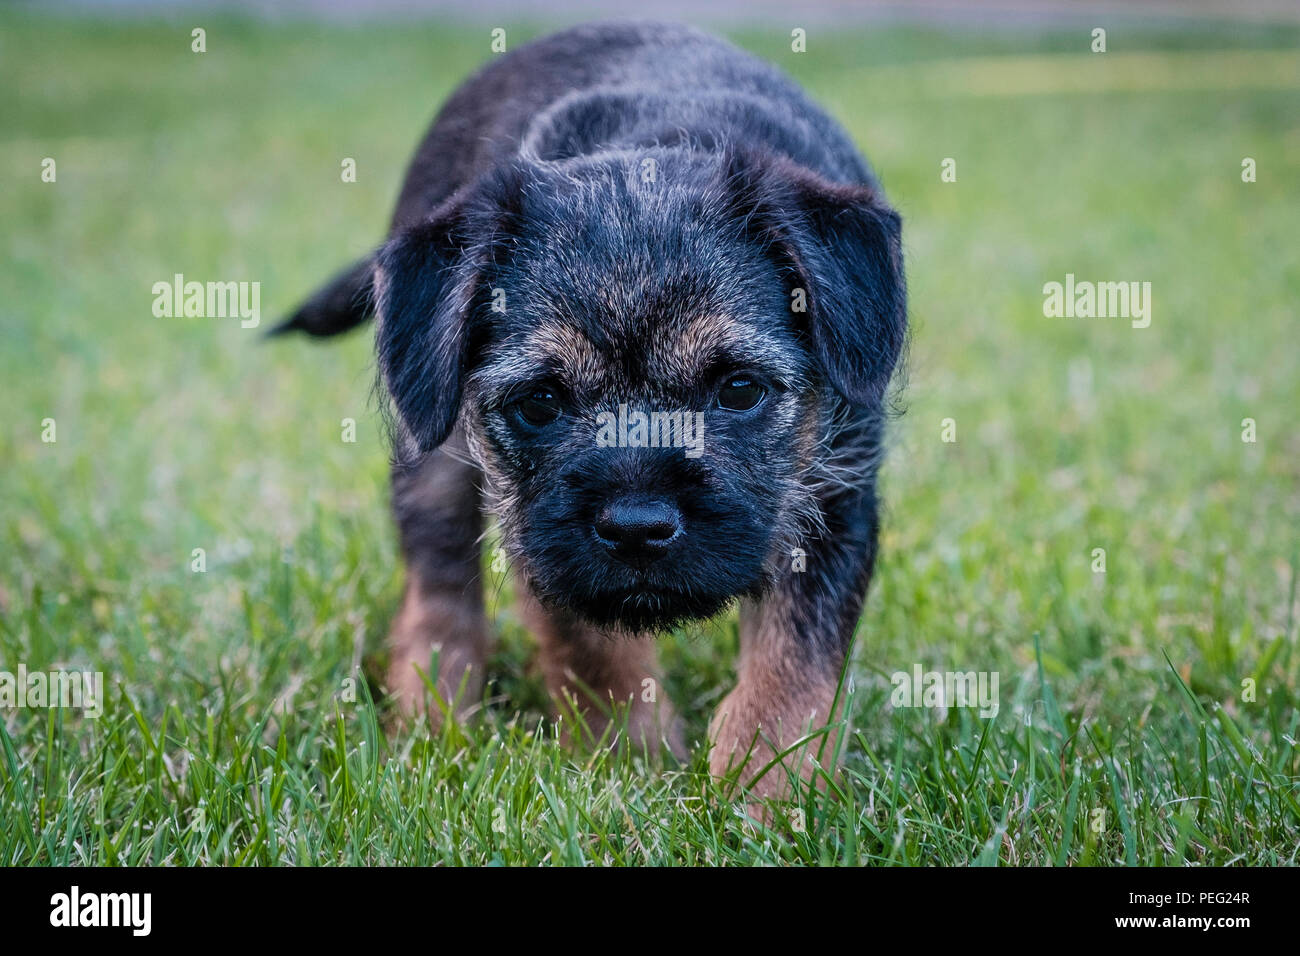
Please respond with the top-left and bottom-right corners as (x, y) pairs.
(2, 10), (1298, 865)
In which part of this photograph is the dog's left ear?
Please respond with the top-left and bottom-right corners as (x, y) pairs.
(373, 165), (526, 453)
(725, 150), (906, 407)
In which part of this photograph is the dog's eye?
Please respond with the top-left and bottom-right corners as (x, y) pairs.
(512, 388), (562, 428)
(717, 377), (766, 412)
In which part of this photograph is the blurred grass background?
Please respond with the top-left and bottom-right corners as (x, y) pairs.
(1, 7), (1298, 864)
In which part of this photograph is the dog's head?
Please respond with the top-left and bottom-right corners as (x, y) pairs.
(373, 147), (905, 631)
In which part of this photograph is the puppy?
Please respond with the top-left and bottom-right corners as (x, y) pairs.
(276, 22), (906, 802)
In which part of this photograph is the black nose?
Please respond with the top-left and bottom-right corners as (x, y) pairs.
(593, 497), (683, 568)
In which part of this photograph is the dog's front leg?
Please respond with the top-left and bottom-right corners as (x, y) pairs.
(386, 429), (491, 726)
(518, 588), (684, 758)
(707, 598), (847, 806)
(709, 499), (876, 805)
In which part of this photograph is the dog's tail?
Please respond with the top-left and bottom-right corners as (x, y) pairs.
(266, 256), (375, 338)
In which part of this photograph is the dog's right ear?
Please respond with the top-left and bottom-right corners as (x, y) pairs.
(374, 169), (525, 453)
(373, 213), (476, 454)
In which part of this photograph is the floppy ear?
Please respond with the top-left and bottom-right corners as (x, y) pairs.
(727, 151), (906, 407)
(373, 214), (475, 453)
(374, 169), (523, 452)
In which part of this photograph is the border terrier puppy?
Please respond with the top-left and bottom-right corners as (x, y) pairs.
(276, 22), (906, 801)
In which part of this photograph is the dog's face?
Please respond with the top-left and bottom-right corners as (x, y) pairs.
(374, 148), (905, 631)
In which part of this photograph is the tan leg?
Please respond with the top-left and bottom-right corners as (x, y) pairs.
(518, 586), (683, 758)
(709, 595), (847, 804)
(385, 431), (491, 725)
(387, 576), (490, 724)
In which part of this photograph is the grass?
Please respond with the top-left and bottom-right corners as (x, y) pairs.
(1, 10), (1298, 865)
